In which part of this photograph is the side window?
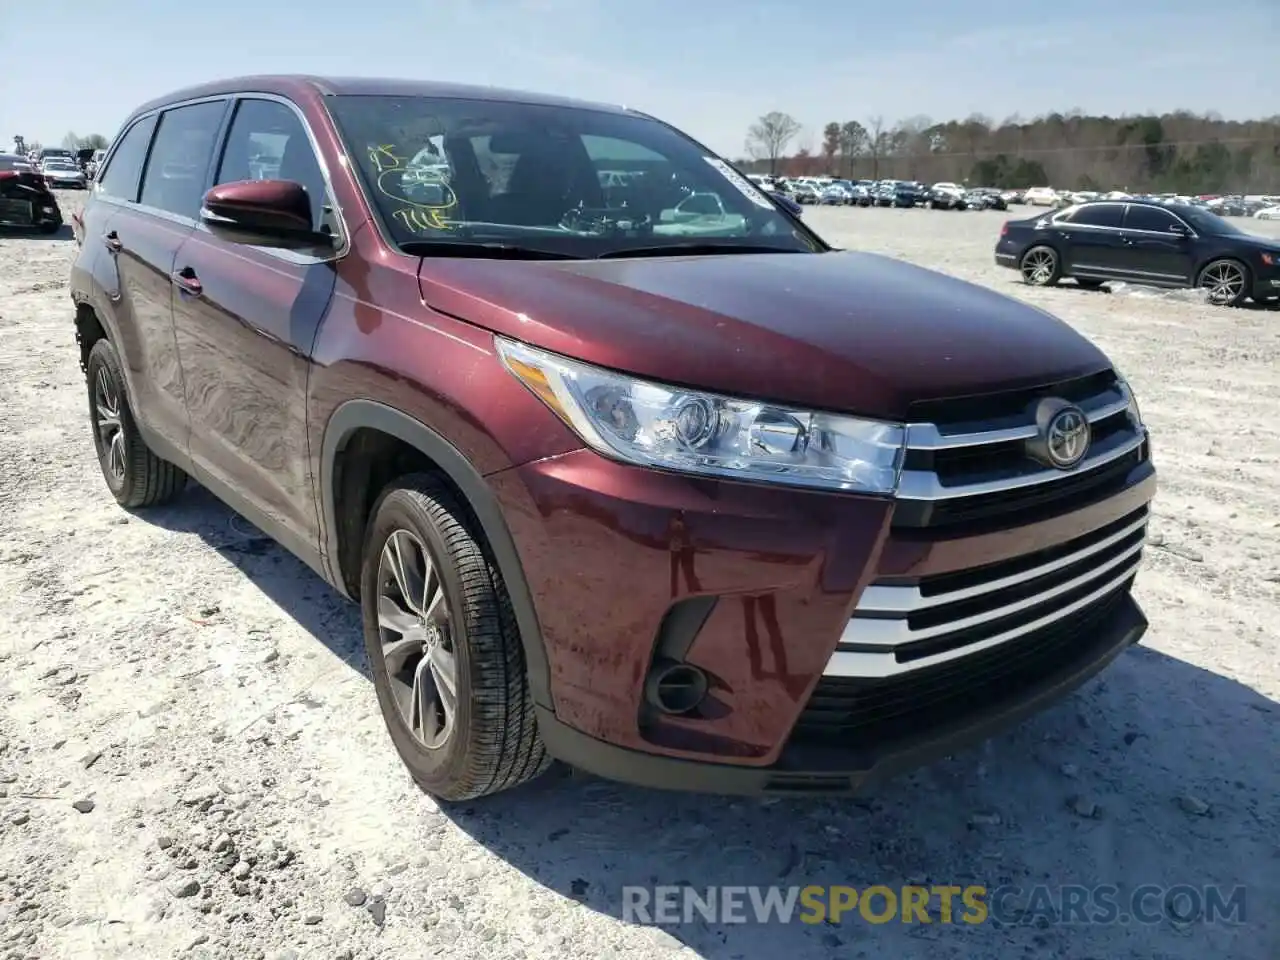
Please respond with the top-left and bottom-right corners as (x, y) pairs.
(96, 115), (157, 202)
(1068, 204), (1124, 228)
(470, 135), (518, 196)
(139, 101), (227, 220)
(215, 98), (329, 231)
(1124, 205), (1181, 233)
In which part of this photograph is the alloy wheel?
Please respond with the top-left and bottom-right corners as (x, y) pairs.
(1199, 261), (1245, 306)
(92, 366), (126, 482)
(1021, 248), (1057, 285)
(376, 529), (457, 750)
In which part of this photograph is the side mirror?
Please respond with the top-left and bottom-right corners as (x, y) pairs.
(200, 179), (331, 249)
(1167, 223), (1189, 237)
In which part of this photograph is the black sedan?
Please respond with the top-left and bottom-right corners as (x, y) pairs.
(995, 199), (1280, 306)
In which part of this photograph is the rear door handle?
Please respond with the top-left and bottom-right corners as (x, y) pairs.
(172, 266), (203, 296)
(102, 231), (122, 252)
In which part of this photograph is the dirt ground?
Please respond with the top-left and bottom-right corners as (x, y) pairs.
(0, 193), (1276, 960)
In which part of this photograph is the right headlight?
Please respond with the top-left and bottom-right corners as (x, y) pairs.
(497, 338), (906, 495)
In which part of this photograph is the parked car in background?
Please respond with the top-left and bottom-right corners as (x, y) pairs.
(789, 181), (821, 204)
(0, 153), (64, 232)
(69, 74), (1157, 802)
(928, 182), (966, 210)
(1254, 205), (1280, 220)
(964, 188), (1008, 211)
(40, 157), (88, 189)
(995, 199), (1280, 306)
(1023, 186), (1059, 207)
(819, 182), (848, 205)
(889, 181), (923, 207)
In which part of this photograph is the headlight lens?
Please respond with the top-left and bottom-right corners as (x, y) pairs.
(1117, 377), (1144, 427)
(497, 338), (906, 494)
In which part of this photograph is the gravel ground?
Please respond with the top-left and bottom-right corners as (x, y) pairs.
(0, 193), (1276, 960)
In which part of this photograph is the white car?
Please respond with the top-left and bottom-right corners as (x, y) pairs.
(1254, 206), (1280, 220)
(40, 158), (87, 189)
(1023, 186), (1059, 207)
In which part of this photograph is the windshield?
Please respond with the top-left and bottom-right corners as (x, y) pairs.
(326, 95), (822, 258)
(1173, 204), (1246, 236)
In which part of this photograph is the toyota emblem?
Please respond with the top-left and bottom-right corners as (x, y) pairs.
(1026, 398), (1091, 470)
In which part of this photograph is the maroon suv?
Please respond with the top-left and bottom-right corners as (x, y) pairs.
(69, 76), (1156, 800)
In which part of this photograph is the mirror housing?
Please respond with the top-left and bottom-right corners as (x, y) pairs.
(200, 179), (331, 249)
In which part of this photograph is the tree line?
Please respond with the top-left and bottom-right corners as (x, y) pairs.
(11, 132), (110, 156)
(741, 110), (1280, 194)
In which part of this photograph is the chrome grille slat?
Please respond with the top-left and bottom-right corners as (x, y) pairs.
(841, 539), (1144, 647)
(905, 391), (1130, 451)
(897, 429), (1145, 501)
(823, 559), (1140, 679)
(857, 512), (1150, 614)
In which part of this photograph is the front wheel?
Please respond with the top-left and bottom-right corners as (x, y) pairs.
(1196, 259), (1249, 306)
(1019, 245), (1061, 286)
(361, 474), (549, 802)
(85, 339), (187, 507)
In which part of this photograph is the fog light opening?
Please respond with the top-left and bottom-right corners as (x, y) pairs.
(644, 660), (709, 716)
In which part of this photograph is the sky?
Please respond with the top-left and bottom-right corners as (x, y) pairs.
(1, 0), (1275, 157)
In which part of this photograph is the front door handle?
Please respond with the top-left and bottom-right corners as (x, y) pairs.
(102, 231), (122, 252)
(172, 266), (203, 296)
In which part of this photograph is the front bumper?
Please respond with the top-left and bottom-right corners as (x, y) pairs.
(489, 389), (1155, 792)
(537, 592), (1146, 795)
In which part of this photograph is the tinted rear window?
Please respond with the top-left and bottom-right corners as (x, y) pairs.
(1066, 204), (1124, 228)
(98, 115), (157, 202)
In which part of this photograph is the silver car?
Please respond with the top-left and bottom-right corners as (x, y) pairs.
(40, 159), (87, 189)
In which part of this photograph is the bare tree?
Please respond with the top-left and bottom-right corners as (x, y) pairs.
(821, 122), (841, 175)
(839, 121), (868, 178)
(746, 112), (802, 176)
(61, 131), (80, 151)
(866, 115), (886, 179)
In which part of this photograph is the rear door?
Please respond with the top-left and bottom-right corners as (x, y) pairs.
(89, 101), (229, 454)
(170, 95), (340, 557)
(1119, 204), (1195, 284)
(1054, 203), (1129, 278)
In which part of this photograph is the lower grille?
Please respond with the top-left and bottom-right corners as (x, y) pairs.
(794, 586), (1130, 745)
(825, 506), (1148, 679)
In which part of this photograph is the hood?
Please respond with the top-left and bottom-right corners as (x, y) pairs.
(417, 250), (1111, 421)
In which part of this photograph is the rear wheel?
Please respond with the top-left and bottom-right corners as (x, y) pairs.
(86, 339), (187, 508)
(361, 474), (549, 802)
(1196, 259), (1249, 306)
(1020, 245), (1061, 286)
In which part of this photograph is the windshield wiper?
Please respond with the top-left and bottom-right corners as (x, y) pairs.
(398, 240), (581, 260)
(596, 242), (807, 260)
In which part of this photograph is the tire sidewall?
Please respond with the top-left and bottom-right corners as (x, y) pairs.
(1197, 259), (1250, 306)
(85, 339), (133, 501)
(1021, 245), (1060, 285)
(360, 489), (476, 787)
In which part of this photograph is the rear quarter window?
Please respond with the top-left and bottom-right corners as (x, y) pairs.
(97, 115), (158, 202)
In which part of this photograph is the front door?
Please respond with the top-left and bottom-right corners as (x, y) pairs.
(170, 96), (339, 558)
(1119, 204), (1195, 285)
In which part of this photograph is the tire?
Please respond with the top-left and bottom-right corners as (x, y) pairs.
(1196, 258), (1250, 307)
(361, 473), (549, 802)
(85, 339), (187, 508)
(1019, 245), (1061, 286)
(1076, 278), (1105, 290)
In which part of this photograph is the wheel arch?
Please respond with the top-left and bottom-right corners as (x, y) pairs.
(320, 399), (552, 709)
